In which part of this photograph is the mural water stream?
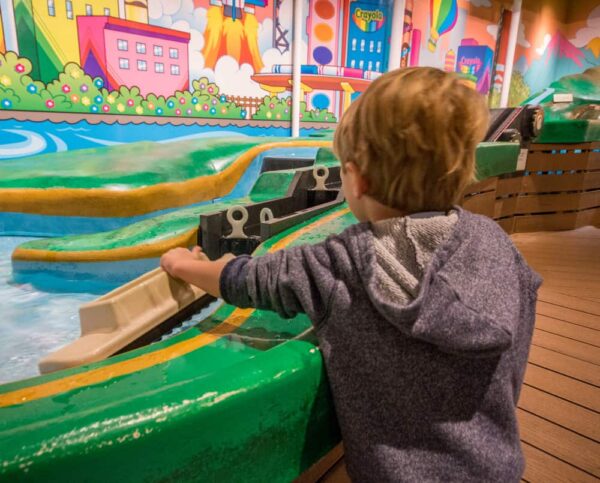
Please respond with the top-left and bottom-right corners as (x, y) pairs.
(0, 118), (299, 159)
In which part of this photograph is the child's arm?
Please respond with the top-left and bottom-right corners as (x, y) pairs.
(162, 239), (340, 324)
(160, 246), (231, 297)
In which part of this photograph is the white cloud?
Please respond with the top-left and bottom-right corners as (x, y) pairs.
(189, 50), (211, 83)
(171, 0), (194, 21)
(535, 33), (552, 55)
(153, 15), (173, 27)
(171, 19), (190, 33)
(191, 7), (207, 33)
(149, 0), (201, 28)
(148, 0), (181, 18)
(190, 64), (215, 84)
(261, 47), (292, 72)
(147, 0), (294, 96)
(213, 56), (267, 97)
(486, 24), (498, 40)
(148, 0), (163, 20)
(518, 22), (531, 48)
(279, 0), (293, 29)
(259, 18), (274, 55)
(467, 0), (492, 6)
(190, 26), (205, 55)
(570, 5), (600, 48)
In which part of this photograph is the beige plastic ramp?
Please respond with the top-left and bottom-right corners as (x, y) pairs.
(38, 268), (207, 374)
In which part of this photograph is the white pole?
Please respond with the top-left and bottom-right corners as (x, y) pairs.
(387, 0), (406, 71)
(291, 0), (303, 137)
(0, 0), (19, 53)
(118, 0), (126, 18)
(500, 0), (522, 108)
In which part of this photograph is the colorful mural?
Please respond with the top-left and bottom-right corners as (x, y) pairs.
(13, 0), (121, 82)
(255, 0), (393, 121)
(403, 0), (508, 94)
(0, 7), (6, 53)
(509, 0), (600, 106)
(2, 0), (371, 129)
(77, 16), (191, 97)
(428, 0), (458, 52)
(399, 0), (600, 103)
(1, 0), (599, 158)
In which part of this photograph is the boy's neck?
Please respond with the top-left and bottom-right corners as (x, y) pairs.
(364, 196), (407, 222)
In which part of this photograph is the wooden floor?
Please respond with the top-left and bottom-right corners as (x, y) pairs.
(318, 227), (600, 483)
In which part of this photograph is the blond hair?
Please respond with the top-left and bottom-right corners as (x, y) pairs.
(333, 67), (489, 212)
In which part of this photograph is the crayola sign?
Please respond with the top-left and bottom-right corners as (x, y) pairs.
(353, 8), (385, 32)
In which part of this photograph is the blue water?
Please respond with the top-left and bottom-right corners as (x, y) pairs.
(0, 237), (222, 384)
(0, 237), (96, 384)
(0, 119), (325, 159)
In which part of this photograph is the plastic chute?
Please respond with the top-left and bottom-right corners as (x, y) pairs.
(428, 0), (458, 52)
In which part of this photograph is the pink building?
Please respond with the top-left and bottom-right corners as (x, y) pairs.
(77, 16), (190, 97)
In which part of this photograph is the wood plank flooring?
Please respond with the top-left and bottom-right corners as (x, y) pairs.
(317, 227), (600, 482)
(514, 227), (600, 482)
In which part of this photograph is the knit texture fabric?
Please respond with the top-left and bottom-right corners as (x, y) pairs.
(372, 211), (458, 305)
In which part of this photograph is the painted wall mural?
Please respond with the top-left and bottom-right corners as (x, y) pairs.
(402, 0), (510, 94)
(0, 0), (296, 124)
(510, 0), (600, 106)
(0, 0), (599, 160)
(398, 0), (600, 104)
(254, 0), (393, 123)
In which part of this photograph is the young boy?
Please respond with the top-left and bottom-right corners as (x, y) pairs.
(161, 67), (542, 482)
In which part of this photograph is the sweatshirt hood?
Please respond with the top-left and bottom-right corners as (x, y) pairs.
(351, 208), (535, 358)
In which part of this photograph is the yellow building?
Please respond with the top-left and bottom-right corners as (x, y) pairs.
(124, 0), (148, 24)
(0, 8), (5, 53)
(14, 0), (121, 81)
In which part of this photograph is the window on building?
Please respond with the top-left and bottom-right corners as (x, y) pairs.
(153, 45), (163, 57)
(47, 0), (55, 16)
(170, 64), (180, 75)
(85, 4), (93, 15)
(65, 0), (73, 19)
(136, 42), (146, 54)
(119, 58), (130, 70)
(137, 60), (147, 71)
(155, 62), (164, 73)
(104, 7), (110, 15)
(169, 48), (179, 59)
(117, 39), (128, 51)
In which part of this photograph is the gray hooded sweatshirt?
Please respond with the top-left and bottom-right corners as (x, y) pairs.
(220, 207), (542, 482)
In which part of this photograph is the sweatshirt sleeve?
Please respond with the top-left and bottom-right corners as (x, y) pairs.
(219, 240), (338, 324)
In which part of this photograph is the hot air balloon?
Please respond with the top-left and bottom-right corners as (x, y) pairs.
(428, 0), (458, 52)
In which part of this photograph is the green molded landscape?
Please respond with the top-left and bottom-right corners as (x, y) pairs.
(14, 144), (518, 255)
(0, 206), (356, 482)
(0, 137), (266, 189)
(526, 67), (600, 144)
(18, 169), (299, 252)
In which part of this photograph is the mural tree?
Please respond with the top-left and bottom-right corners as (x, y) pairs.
(3, 50), (340, 124)
(0, 52), (69, 112)
(46, 63), (106, 113)
(253, 96), (337, 123)
(0, 54), (248, 120)
(508, 71), (531, 107)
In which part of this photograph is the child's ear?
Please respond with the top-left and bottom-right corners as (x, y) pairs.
(346, 162), (369, 199)
(357, 171), (370, 198)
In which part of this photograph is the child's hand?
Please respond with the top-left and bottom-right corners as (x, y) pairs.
(159, 246), (229, 297)
(160, 246), (206, 277)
